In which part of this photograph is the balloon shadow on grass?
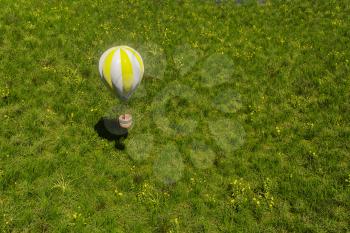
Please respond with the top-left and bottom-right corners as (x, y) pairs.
(94, 118), (128, 150)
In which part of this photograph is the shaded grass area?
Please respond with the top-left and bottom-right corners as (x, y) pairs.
(1, 0), (350, 232)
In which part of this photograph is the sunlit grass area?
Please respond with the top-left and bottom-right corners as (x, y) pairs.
(1, 0), (350, 232)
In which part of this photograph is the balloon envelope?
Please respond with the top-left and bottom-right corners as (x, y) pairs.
(99, 46), (144, 100)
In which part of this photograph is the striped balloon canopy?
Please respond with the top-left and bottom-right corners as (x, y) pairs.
(99, 46), (144, 101)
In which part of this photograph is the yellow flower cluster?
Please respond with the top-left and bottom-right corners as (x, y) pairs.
(275, 126), (281, 135)
(3, 214), (13, 226)
(345, 174), (350, 187)
(114, 188), (123, 197)
(204, 193), (217, 205)
(72, 212), (82, 220)
(331, 19), (343, 27)
(41, 65), (57, 73)
(263, 178), (275, 208)
(136, 182), (161, 206)
(229, 178), (276, 210)
(230, 178), (251, 206)
(0, 86), (10, 98)
(168, 217), (180, 233)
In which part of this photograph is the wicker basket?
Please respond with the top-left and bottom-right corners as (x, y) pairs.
(119, 114), (132, 129)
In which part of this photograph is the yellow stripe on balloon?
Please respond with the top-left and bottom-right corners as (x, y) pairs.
(103, 48), (117, 89)
(120, 48), (134, 92)
(124, 46), (144, 75)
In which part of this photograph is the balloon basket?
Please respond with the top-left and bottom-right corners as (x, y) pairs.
(119, 114), (133, 129)
(103, 103), (133, 136)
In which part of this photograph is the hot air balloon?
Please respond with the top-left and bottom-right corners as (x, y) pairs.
(99, 46), (144, 129)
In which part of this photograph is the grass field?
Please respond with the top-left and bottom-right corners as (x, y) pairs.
(1, 0), (350, 232)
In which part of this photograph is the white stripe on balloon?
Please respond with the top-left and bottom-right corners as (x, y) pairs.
(110, 48), (124, 97)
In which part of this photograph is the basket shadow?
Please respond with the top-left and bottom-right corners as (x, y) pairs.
(94, 118), (128, 150)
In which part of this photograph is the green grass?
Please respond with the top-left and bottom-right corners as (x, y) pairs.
(1, 0), (350, 232)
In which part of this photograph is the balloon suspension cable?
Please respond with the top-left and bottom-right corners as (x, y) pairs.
(122, 99), (130, 123)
